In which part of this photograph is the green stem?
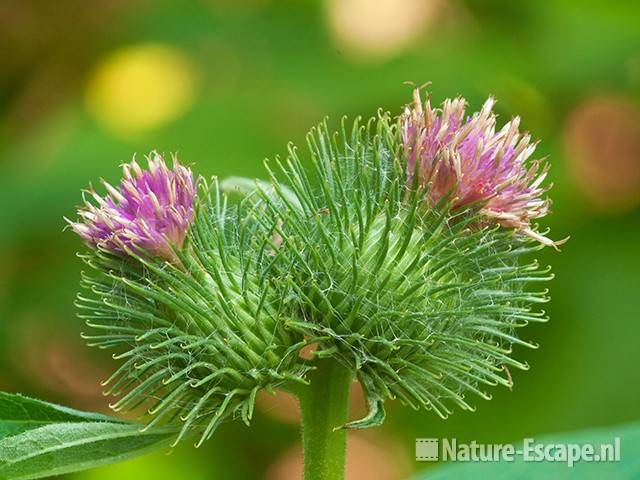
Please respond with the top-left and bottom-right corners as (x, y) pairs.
(296, 358), (352, 480)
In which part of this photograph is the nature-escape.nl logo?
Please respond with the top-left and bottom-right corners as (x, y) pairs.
(415, 437), (621, 467)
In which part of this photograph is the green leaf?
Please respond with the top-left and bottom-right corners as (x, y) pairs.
(415, 421), (640, 479)
(0, 393), (176, 480)
(0, 392), (121, 438)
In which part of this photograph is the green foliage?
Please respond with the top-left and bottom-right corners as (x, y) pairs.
(0, 393), (175, 480)
(416, 421), (640, 479)
(76, 113), (552, 447)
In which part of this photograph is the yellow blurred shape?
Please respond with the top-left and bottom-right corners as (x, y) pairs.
(326, 0), (443, 61)
(85, 44), (197, 137)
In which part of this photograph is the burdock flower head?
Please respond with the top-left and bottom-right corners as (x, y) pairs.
(65, 85), (564, 463)
(401, 87), (565, 247)
(68, 152), (196, 260)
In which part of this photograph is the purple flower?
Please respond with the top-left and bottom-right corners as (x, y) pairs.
(68, 152), (197, 260)
(401, 87), (565, 247)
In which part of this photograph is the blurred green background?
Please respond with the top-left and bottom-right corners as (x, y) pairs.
(1, 1), (639, 478)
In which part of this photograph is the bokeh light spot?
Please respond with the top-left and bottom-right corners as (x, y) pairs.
(326, 0), (443, 62)
(85, 44), (197, 137)
(564, 95), (640, 212)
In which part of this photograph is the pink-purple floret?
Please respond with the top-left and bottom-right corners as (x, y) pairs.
(402, 88), (564, 247)
(69, 89), (562, 261)
(68, 152), (196, 259)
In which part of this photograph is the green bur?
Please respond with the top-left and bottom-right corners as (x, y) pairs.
(76, 113), (552, 479)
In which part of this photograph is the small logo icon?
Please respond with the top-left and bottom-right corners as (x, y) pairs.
(416, 438), (439, 461)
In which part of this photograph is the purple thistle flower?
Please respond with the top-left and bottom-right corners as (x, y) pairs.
(67, 152), (197, 260)
(401, 87), (565, 247)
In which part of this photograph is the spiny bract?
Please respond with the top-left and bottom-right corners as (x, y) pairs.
(72, 95), (558, 446)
